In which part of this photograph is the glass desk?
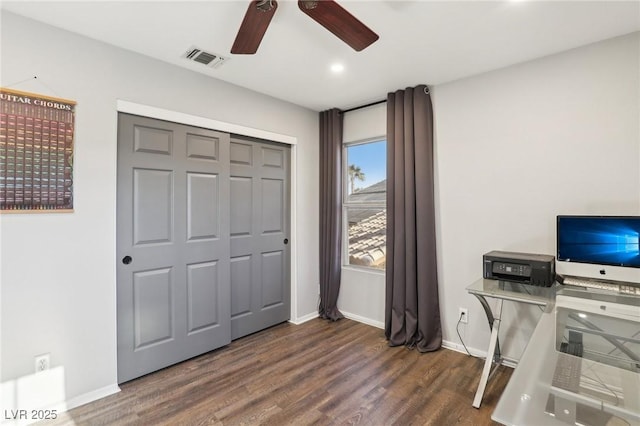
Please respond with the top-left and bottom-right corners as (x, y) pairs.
(493, 287), (640, 425)
(466, 278), (557, 408)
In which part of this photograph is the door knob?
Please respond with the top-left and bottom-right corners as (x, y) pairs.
(122, 256), (133, 265)
(284, 238), (289, 245)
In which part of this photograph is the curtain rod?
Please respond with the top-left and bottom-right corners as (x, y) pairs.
(340, 99), (386, 114)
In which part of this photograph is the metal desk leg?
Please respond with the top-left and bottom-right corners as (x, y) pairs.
(472, 294), (501, 363)
(472, 298), (503, 408)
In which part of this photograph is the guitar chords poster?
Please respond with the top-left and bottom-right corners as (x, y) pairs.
(0, 88), (76, 213)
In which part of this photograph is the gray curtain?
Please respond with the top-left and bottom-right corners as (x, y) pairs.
(385, 85), (442, 352)
(318, 108), (344, 321)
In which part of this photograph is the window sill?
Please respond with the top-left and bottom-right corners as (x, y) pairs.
(341, 265), (385, 276)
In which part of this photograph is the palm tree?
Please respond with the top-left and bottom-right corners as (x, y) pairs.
(348, 164), (366, 194)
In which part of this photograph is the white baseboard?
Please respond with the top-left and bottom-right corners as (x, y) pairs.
(289, 311), (319, 325)
(442, 339), (517, 368)
(1, 378), (119, 425)
(442, 339), (486, 359)
(298, 311), (519, 368)
(291, 310), (385, 330)
(340, 311), (384, 329)
(501, 358), (517, 369)
(62, 384), (120, 412)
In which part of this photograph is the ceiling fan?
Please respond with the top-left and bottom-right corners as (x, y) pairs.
(231, 0), (379, 55)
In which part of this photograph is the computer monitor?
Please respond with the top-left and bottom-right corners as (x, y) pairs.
(556, 215), (640, 283)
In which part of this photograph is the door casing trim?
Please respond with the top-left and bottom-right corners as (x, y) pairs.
(115, 99), (300, 327)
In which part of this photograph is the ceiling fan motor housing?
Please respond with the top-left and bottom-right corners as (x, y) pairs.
(256, 0), (276, 12)
(301, 1), (319, 10)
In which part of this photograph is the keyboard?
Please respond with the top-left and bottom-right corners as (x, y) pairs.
(558, 275), (640, 295)
(552, 342), (583, 393)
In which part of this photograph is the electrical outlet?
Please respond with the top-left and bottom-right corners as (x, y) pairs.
(459, 308), (469, 324)
(35, 353), (50, 373)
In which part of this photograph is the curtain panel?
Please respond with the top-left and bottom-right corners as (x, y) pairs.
(318, 108), (344, 321)
(385, 85), (442, 352)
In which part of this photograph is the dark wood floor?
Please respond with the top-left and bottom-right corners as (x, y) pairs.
(42, 318), (511, 425)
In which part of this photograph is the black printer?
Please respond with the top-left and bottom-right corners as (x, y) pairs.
(483, 250), (555, 287)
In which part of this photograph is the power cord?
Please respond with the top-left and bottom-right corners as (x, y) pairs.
(456, 311), (477, 358)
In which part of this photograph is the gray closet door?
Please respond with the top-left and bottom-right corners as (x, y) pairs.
(229, 137), (291, 339)
(116, 113), (231, 383)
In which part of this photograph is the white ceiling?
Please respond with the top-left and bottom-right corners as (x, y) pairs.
(2, 1), (639, 111)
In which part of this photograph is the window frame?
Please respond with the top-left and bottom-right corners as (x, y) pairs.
(342, 137), (387, 273)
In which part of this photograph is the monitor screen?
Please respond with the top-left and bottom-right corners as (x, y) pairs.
(557, 216), (640, 268)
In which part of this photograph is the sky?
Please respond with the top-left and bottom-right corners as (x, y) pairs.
(346, 140), (386, 192)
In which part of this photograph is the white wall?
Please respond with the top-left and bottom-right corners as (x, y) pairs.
(336, 33), (640, 361)
(433, 32), (640, 359)
(338, 103), (386, 328)
(0, 11), (319, 408)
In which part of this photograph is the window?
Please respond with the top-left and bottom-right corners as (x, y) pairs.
(343, 139), (386, 270)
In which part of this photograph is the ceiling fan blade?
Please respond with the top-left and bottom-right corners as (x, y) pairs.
(231, 0), (278, 54)
(298, 0), (378, 52)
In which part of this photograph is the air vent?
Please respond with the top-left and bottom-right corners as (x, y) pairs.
(183, 47), (227, 69)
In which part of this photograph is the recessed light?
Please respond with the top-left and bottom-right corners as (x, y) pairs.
(330, 63), (345, 74)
